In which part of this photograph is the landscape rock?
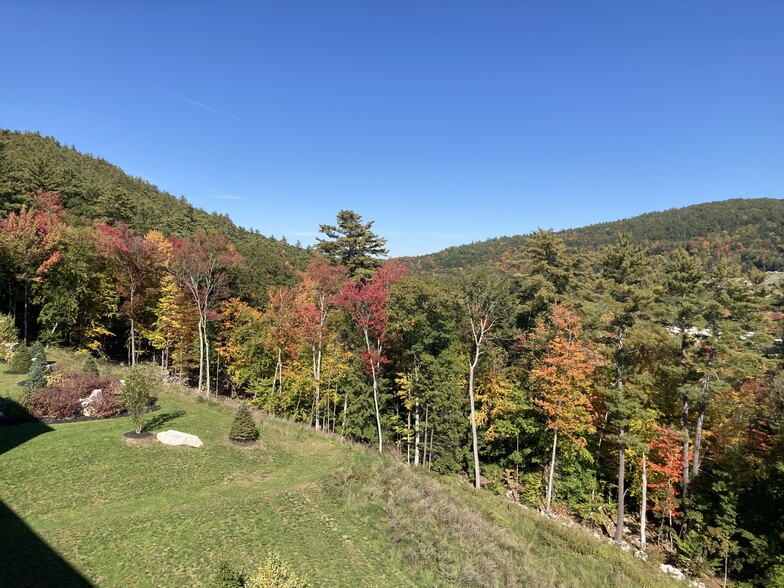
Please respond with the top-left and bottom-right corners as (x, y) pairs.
(157, 429), (203, 448)
(80, 389), (103, 417)
(633, 549), (648, 561)
(659, 563), (685, 581)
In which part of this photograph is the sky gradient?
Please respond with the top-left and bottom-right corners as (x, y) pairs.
(2, 1), (782, 256)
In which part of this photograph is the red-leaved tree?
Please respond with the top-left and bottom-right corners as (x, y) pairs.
(340, 262), (406, 453)
(95, 222), (164, 365)
(0, 192), (64, 342)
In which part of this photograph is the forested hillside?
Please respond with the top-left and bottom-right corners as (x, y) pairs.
(403, 198), (784, 275)
(0, 130), (310, 307)
(1, 132), (783, 586)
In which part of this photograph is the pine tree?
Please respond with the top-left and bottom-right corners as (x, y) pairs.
(229, 403), (259, 442)
(28, 341), (46, 365)
(26, 355), (49, 391)
(598, 233), (653, 543)
(316, 210), (388, 279)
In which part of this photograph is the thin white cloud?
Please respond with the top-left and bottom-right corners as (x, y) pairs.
(175, 94), (240, 120)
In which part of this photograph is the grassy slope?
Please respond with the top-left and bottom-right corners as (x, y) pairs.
(0, 370), (676, 587)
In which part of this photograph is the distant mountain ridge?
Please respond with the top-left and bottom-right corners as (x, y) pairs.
(401, 198), (784, 275)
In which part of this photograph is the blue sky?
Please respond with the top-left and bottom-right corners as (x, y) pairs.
(2, 1), (782, 256)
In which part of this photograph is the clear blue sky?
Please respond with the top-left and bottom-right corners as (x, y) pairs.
(2, 1), (782, 256)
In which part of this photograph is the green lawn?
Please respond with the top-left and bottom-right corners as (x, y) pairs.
(0, 370), (678, 587)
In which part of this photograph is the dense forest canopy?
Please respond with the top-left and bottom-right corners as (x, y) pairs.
(1, 130), (783, 586)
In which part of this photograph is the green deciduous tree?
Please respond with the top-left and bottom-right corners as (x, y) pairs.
(121, 365), (157, 434)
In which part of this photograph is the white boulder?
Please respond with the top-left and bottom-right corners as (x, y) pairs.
(659, 563), (685, 581)
(156, 430), (203, 448)
(80, 389), (103, 417)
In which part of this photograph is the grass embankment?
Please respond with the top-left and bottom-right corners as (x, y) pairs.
(0, 358), (676, 587)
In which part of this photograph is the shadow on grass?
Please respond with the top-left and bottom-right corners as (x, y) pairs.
(0, 398), (93, 586)
(142, 409), (186, 432)
(0, 501), (92, 587)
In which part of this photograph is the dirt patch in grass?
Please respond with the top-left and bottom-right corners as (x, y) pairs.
(123, 432), (156, 446)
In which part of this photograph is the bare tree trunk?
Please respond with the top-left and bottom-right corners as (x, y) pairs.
(680, 334), (690, 500)
(341, 389), (349, 438)
(641, 453), (647, 550)
(313, 340), (322, 430)
(615, 428), (626, 543)
(204, 319), (211, 396)
(546, 428), (558, 513)
(691, 377), (709, 483)
(406, 409), (411, 464)
(414, 395), (421, 466)
(197, 314), (205, 393)
(130, 316), (136, 367)
(428, 427), (434, 469)
(363, 327), (384, 454)
(215, 350), (220, 397)
(468, 345), (482, 489)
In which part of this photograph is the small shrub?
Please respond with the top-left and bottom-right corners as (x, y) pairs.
(25, 371), (123, 420)
(229, 403), (259, 442)
(246, 553), (311, 588)
(121, 365), (158, 434)
(83, 355), (100, 375)
(208, 561), (245, 588)
(9, 344), (32, 373)
(57, 370), (121, 397)
(26, 386), (83, 419)
(0, 314), (17, 362)
(85, 389), (123, 418)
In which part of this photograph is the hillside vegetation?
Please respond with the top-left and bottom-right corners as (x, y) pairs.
(402, 198), (784, 275)
(0, 130), (311, 297)
(1, 131), (782, 586)
(0, 368), (676, 588)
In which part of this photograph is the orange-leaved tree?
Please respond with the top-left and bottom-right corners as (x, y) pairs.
(530, 304), (600, 513)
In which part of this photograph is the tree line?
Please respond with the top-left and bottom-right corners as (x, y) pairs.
(1, 193), (783, 585)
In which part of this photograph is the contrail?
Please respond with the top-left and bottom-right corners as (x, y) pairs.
(175, 94), (240, 120)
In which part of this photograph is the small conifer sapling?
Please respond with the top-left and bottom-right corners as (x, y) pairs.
(229, 403), (259, 442)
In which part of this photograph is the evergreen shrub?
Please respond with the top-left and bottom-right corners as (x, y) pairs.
(84, 355), (99, 375)
(229, 403), (259, 442)
(208, 561), (245, 588)
(28, 341), (46, 365)
(26, 357), (49, 391)
(9, 345), (32, 373)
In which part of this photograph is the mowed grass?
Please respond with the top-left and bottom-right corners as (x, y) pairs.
(0, 370), (677, 587)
